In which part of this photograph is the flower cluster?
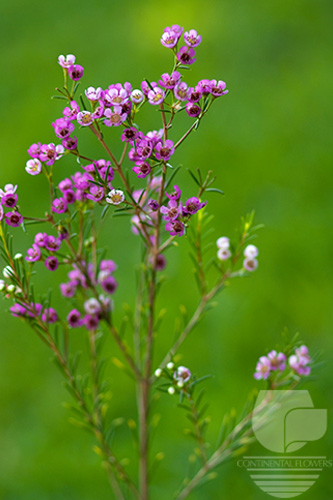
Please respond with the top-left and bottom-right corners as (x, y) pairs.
(9, 301), (59, 323)
(216, 237), (259, 272)
(0, 184), (23, 228)
(254, 345), (311, 380)
(62, 259), (117, 330)
(161, 185), (206, 237)
(155, 362), (192, 395)
(25, 232), (62, 271)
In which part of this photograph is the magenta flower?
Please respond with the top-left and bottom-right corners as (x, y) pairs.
(210, 79), (228, 97)
(45, 256), (59, 271)
(183, 197), (206, 215)
(26, 302), (43, 318)
(185, 103), (201, 117)
(254, 356), (271, 380)
(52, 197), (68, 214)
(10, 303), (26, 317)
(184, 29), (202, 48)
(188, 86), (202, 103)
(146, 129), (164, 146)
(58, 54), (76, 68)
(133, 161), (151, 179)
(27, 142), (42, 158)
(34, 232), (46, 247)
(63, 101), (80, 121)
(39, 143), (64, 166)
(44, 235), (61, 252)
(148, 87), (165, 106)
(52, 118), (75, 139)
(60, 281), (77, 298)
(165, 220), (185, 237)
(161, 28), (179, 49)
(98, 273), (118, 295)
(67, 309), (84, 328)
(59, 178), (72, 192)
(5, 211), (23, 227)
(121, 127), (139, 143)
(100, 260), (117, 273)
(158, 71), (181, 89)
(84, 314), (99, 331)
(104, 107), (127, 127)
(148, 199), (159, 211)
(160, 200), (180, 221)
(176, 47), (196, 65)
(1, 192), (18, 208)
(289, 345), (311, 376)
(197, 79), (212, 94)
(154, 140), (175, 161)
(25, 158), (42, 175)
(41, 308), (58, 324)
(166, 185), (181, 201)
(267, 350), (286, 371)
(85, 86), (103, 101)
(86, 185), (105, 202)
(25, 244), (41, 263)
(62, 136), (78, 150)
(68, 64), (84, 81)
(77, 111), (93, 127)
(174, 82), (190, 101)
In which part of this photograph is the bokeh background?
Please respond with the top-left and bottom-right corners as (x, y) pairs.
(0, 0), (332, 498)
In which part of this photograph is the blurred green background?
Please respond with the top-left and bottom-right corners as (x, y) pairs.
(0, 0), (332, 498)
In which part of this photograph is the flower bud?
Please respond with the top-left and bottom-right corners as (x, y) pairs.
(168, 386), (175, 395)
(154, 368), (162, 378)
(167, 362), (174, 370)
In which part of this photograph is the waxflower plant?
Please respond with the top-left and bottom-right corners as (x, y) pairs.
(0, 25), (315, 500)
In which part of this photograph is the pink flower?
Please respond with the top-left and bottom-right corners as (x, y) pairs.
(26, 158), (42, 175)
(45, 256), (59, 271)
(58, 54), (76, 68)
(25, 244), (41, 262)
(184, 29), (202, 48)
(77, 111), (93, 127)
(133, 161), (151, 179)
(254, 356), (271, 380)
(85, 86), (103, 101)
(104, 107), (127, 126)
(165, 219), (185, 237)
(154, 140), (174, 161)
(176, 47), (196, 65)
(68, 64), (84, 81)
(210, 80), (228, 97)
(174, 82), (190, 101)
(39, 143), (64, 166)
(267, 350), (286, 371)
(148, 87), (165, 106)
(4, 212), (23, 227)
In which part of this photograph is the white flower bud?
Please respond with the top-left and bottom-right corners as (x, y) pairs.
(154, 368), (162, 378)
(14, 253), (23, 260)
(244, 244), (258, 259)
(168, 386), (175, 395)
(216, 237), (230, 250)
(7, 284), (15, 293)
(167, 362), (174, 370)
(3, 266), (13, 278)
(0, 280), (6, 291)
(177, 380), (184, 388)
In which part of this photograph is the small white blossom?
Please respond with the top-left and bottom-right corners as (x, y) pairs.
(25, 159), (42, 176)
(217, 248), (231, 261)
(106, 189), (125, 205)
(168, 386), (175, 395)
(130, 89), (144, 104)
(244, 244), (258, 259)
(84, 298), (101, 315)
(216, 236), (230, 250)
(154, 368), (162, 378)
(167, 362), (174, 370)
(14, 253), (23, 260)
